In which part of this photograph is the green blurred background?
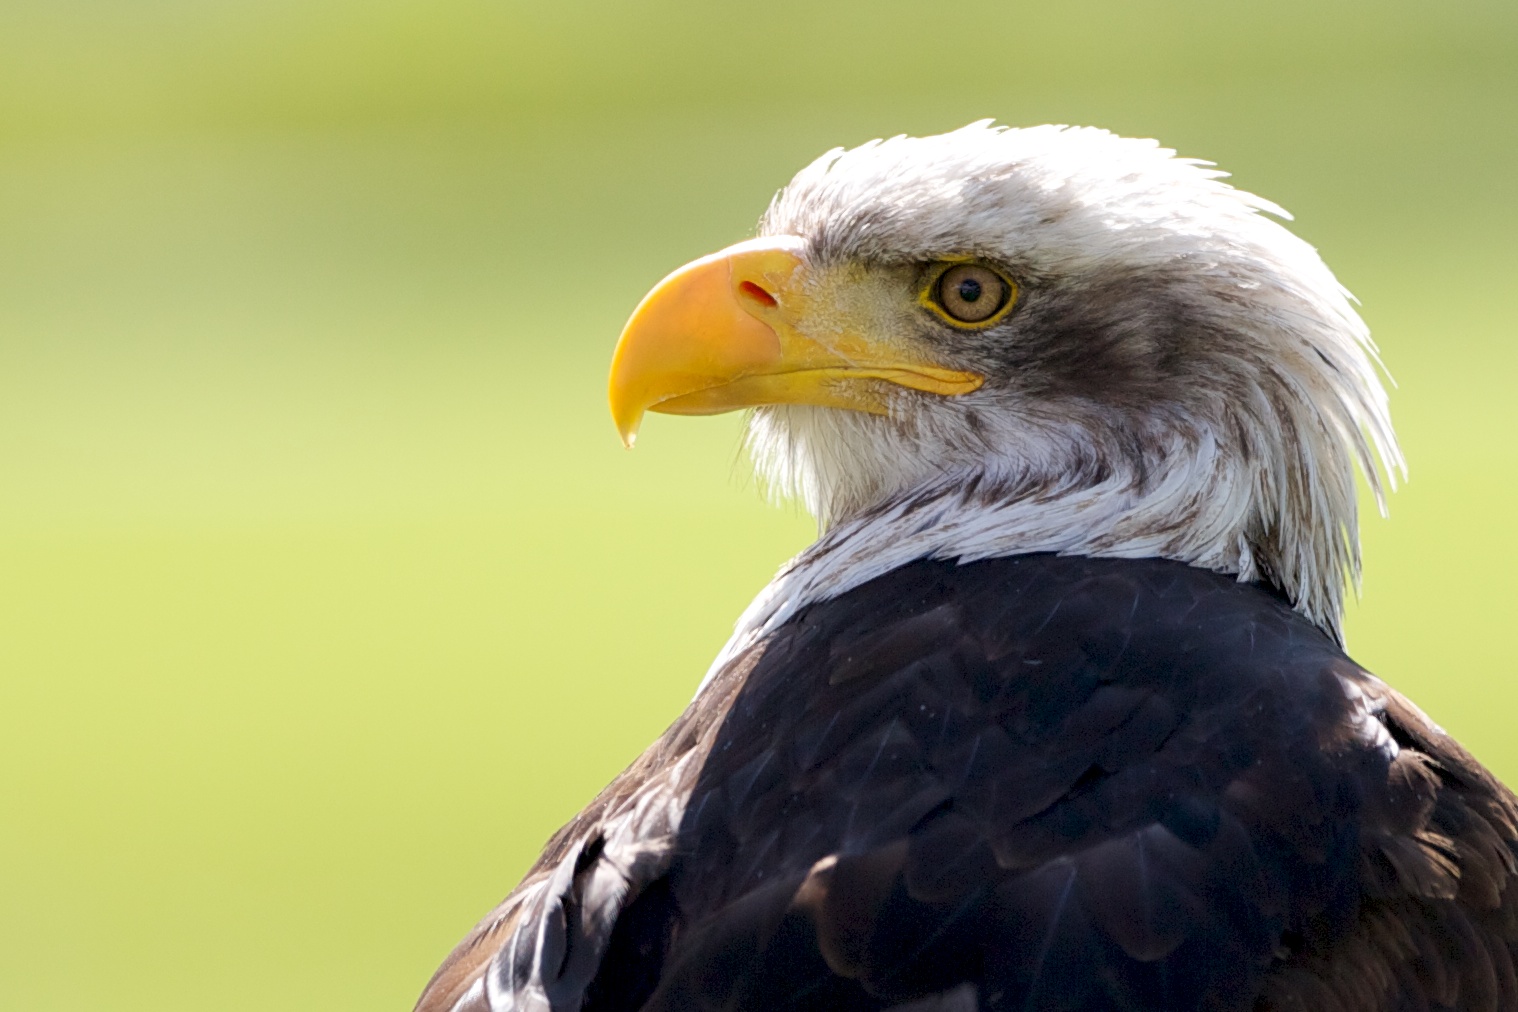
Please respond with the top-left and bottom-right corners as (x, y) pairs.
(0, 1), (1514, 1008)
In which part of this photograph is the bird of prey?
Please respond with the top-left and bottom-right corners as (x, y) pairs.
(414, 122), (1518, 1012)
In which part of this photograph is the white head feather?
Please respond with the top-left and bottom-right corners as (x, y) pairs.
(717, 121), (1401, 666)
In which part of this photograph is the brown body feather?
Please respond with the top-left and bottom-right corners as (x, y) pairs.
(416, 555), (1518, 1012)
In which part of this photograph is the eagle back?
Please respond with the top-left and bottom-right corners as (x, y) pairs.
(417, 554), (1518, 1012)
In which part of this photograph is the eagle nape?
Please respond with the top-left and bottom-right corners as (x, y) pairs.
(415, 122), (1516, 1012)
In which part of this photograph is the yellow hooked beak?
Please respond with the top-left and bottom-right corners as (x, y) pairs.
(607, 237), (985, 446)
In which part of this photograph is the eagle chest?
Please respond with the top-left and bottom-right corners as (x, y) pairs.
(645, 555), (1392, 1011)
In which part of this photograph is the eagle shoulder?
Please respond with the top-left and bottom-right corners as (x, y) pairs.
(416, 555), (1518, 1012)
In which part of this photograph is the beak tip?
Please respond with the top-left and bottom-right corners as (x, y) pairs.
(609, 378), (642, 448)
(612, 408), (642, 448)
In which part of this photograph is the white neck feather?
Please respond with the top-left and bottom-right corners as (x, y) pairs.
(695, 403), (1393, 697)
(698, 434), (1224, 683)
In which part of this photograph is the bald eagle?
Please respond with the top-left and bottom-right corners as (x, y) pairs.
(415, 123), (1518, 1012)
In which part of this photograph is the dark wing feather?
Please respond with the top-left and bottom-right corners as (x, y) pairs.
(1257, 678), (1518, 1011)
(414, 555), (1518, 1012)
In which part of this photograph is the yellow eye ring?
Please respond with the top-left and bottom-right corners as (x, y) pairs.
(920, 262), (1017, 329)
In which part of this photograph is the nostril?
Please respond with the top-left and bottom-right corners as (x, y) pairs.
(737, 280), (778, 309)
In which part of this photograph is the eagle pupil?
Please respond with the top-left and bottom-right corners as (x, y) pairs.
(957, 278), (983, 303)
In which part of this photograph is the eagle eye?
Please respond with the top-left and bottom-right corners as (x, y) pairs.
(928, 264), (1015, 327)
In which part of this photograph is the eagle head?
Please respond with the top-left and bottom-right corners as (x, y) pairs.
(608, 122), (1403, 639)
